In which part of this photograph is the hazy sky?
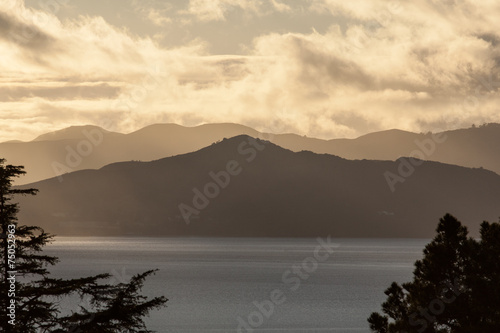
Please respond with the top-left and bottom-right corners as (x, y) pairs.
(1, 0), (500, 142)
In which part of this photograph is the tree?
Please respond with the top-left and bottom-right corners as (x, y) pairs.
(368, 213), (500, 333)
(0, 159), (167, 332)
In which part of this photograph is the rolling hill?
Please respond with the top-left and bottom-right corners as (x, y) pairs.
(2, 123), (500, 185)
(16, 136), (500, 238)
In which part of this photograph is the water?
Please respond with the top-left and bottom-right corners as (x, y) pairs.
(43, 237), (428, 332)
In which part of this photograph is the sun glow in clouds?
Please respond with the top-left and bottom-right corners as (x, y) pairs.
(1, 0), (500, 142)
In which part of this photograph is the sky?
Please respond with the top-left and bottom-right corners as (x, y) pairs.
(1, 0), (500, 142)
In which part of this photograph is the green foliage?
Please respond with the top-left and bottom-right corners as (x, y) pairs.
(0, 159), (167, 332)
(368, 213), (500, 332)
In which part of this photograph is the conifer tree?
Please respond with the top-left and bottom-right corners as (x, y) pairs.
(0, 159), (167, 332)
(368, 213), (500, 333)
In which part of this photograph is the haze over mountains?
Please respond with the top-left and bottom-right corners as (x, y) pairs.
(2, 123), (500, 185)
(16, 135), (500, 238)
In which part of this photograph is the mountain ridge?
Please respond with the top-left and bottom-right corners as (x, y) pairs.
(16, 135), (500, 238)
(2, 122), (499, 185)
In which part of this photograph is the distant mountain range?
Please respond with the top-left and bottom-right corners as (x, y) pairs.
(16, 135), (500, 238)
(2, 123), (500, 184)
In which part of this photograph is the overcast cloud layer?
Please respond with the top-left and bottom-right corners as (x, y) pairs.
(1, 0), (500, 142)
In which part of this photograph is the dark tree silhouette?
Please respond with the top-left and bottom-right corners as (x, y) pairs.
(368, 213), (500, 332)
(0, 159), (167, 332)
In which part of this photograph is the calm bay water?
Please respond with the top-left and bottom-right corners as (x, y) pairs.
(43, 237), (428, 332)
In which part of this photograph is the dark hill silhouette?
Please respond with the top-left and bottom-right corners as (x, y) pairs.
(16, 136), (500, 238)
(2, 123), (500, 185)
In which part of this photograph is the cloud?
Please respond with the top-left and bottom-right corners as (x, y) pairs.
(0, 83), (121, 102)
(146, 8), (172, 27)
(238, 0), (500, 135)
(186, 0), (229, 21)
(184, 0), (285, 22)
(1, 0), (500, 142)
(131, 1), (173, 27)
(0, 9), (56, 51)
(270, 0), (292, 13)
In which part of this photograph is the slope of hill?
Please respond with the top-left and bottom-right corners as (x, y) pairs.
(307, 124), (500, 172)
(16, 136), (500, 238)
(0, 123), (258, 184)
(2, 123), (500, 185)
(32, 125), (124, 142)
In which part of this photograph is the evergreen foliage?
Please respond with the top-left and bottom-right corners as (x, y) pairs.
(0, 159), (167, 332)
(368, 213), (500, 333)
